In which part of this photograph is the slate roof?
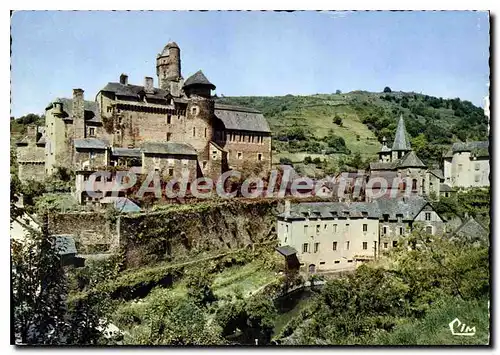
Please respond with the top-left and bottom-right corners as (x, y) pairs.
(215, 105), (270, 133)
(440, 183), (453, 192)
(398, 151), (427, 168)
(111, 147), (142, 158)
(430, 169), (445, 180)
(48, 98), (102, 123)
(54, 235), (77, 256)
(369, 161), (398, 171)
(183, 70), (216, 90)
(276, 245), (298, 257)
(375, 196), (428, 221)
(279, 196), (429, 222)
(453, 217), (488, 239)
(392, 116), (411, 151)
(101, 197), (141, 213)
(452, 141), (489, 153)
(100, 82), (170, 101)
(141, 142), (197, 156)
(278, 201), (382, 220)
(74, 138), (109, 150)
(379, 145), (392, 153)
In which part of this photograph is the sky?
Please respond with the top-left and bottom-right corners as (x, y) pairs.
(10, 10), (490, 117)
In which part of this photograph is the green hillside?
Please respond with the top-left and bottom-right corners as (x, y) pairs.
(216, 90), (489, 171)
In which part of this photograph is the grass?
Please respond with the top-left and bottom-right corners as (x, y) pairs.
(212, 261), (277, 298)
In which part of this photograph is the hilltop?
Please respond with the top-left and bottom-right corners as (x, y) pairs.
(215, 90), (489, 172)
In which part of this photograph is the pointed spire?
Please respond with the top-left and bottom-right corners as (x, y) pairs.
(392, 114), (411, 151)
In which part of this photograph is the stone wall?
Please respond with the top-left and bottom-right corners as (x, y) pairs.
(47, 199), (278, 268)
(48, 212), (119, 254)
(118, 199), (277, 268)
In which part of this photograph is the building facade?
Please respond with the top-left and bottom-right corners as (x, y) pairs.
(16, 42), (272, 202)
(276, 197), (446, 273)
(443, 141), (490, 189)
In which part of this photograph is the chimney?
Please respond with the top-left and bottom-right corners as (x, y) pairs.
(120, 73), (128, 85)
(284, 200), (291, 216)
(73, 88), (85, 139)
(144, 77), (154, 94)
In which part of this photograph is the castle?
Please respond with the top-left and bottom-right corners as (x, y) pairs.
(16, 42), (272, 203)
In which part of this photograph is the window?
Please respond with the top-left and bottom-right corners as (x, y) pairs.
(475, 175), (480, 183)
(334, 260), (340, 264)
(167, 115), (171, 124)
(191, 107), (198, 115)
(89, 127), (95, 137)
(396, 214), (403, 223)
(445, 192), (449, 197)
(383, 226), (388, 235)
(324, 224), (327, 230)
(319, 261), (325, 265)
(412, 179), (418, 191)
(425, 212), (431, 221)
(383, 242), (388, 249)
(362, 242), (367, 250)
(89, 151), (96, 159)
(347, 259), (353, 263)
(202, 161), (207, 169)
(383, 214), (389, 222)
(193, 127), (196, 137)
(258, 153), (262, 161)
(304, 225), (308, 235)
(345, 241), (350, 250)
(333, 224), (337, 233)
(166, 132), (172, 141)
(475, 163), (480, 171)
(426, 226), (433, 235)
(332, 241), (337, 251)
(392, 241), (398, 247)
(399, 227), (404, 235)
(316, 225), (320, 234)
(107, 106), (112, 113)
(363, 224), (368, 232)
(205, 128), (207, 138)
(345, 224), (350, 232)
(237, 152), (242, 160)
(314, 243), (319, 253)
(168, 168), (174, 176)
(302, 243), (309, 253)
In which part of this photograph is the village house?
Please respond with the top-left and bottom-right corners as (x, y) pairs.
(443, 141), (490, 189)
(276, 196), (446, 273)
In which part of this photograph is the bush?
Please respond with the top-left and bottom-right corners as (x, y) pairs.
(333, 115), (343, 126)
(279, 157), (293, 166)
(303, 156), (313, 165)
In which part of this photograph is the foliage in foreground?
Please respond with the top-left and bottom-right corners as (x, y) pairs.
(278, 228), (489, 345)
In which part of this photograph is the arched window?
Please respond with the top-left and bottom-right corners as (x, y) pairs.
(412, 179), (418, 191)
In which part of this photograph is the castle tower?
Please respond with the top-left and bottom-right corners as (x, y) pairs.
(156, 41), (182, 93)
(391, 115), (411, 161)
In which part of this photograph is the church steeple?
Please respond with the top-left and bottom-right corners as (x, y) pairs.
(392, 115), (411, 160)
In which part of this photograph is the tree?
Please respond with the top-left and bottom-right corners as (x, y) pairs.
(279, 157), (293, 166)
(333, 115), (343, 126)
(383, 86), (392, 93)
(335, 90), (342, 95)
(185, 268), (217, 307)
(11, 214), (68, 344)
(303, 156), (313, 165)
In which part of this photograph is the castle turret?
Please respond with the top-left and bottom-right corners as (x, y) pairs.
(156, 41), (182, 93)
(183, 70), (216, 99)
(392, 115), (411, 161)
